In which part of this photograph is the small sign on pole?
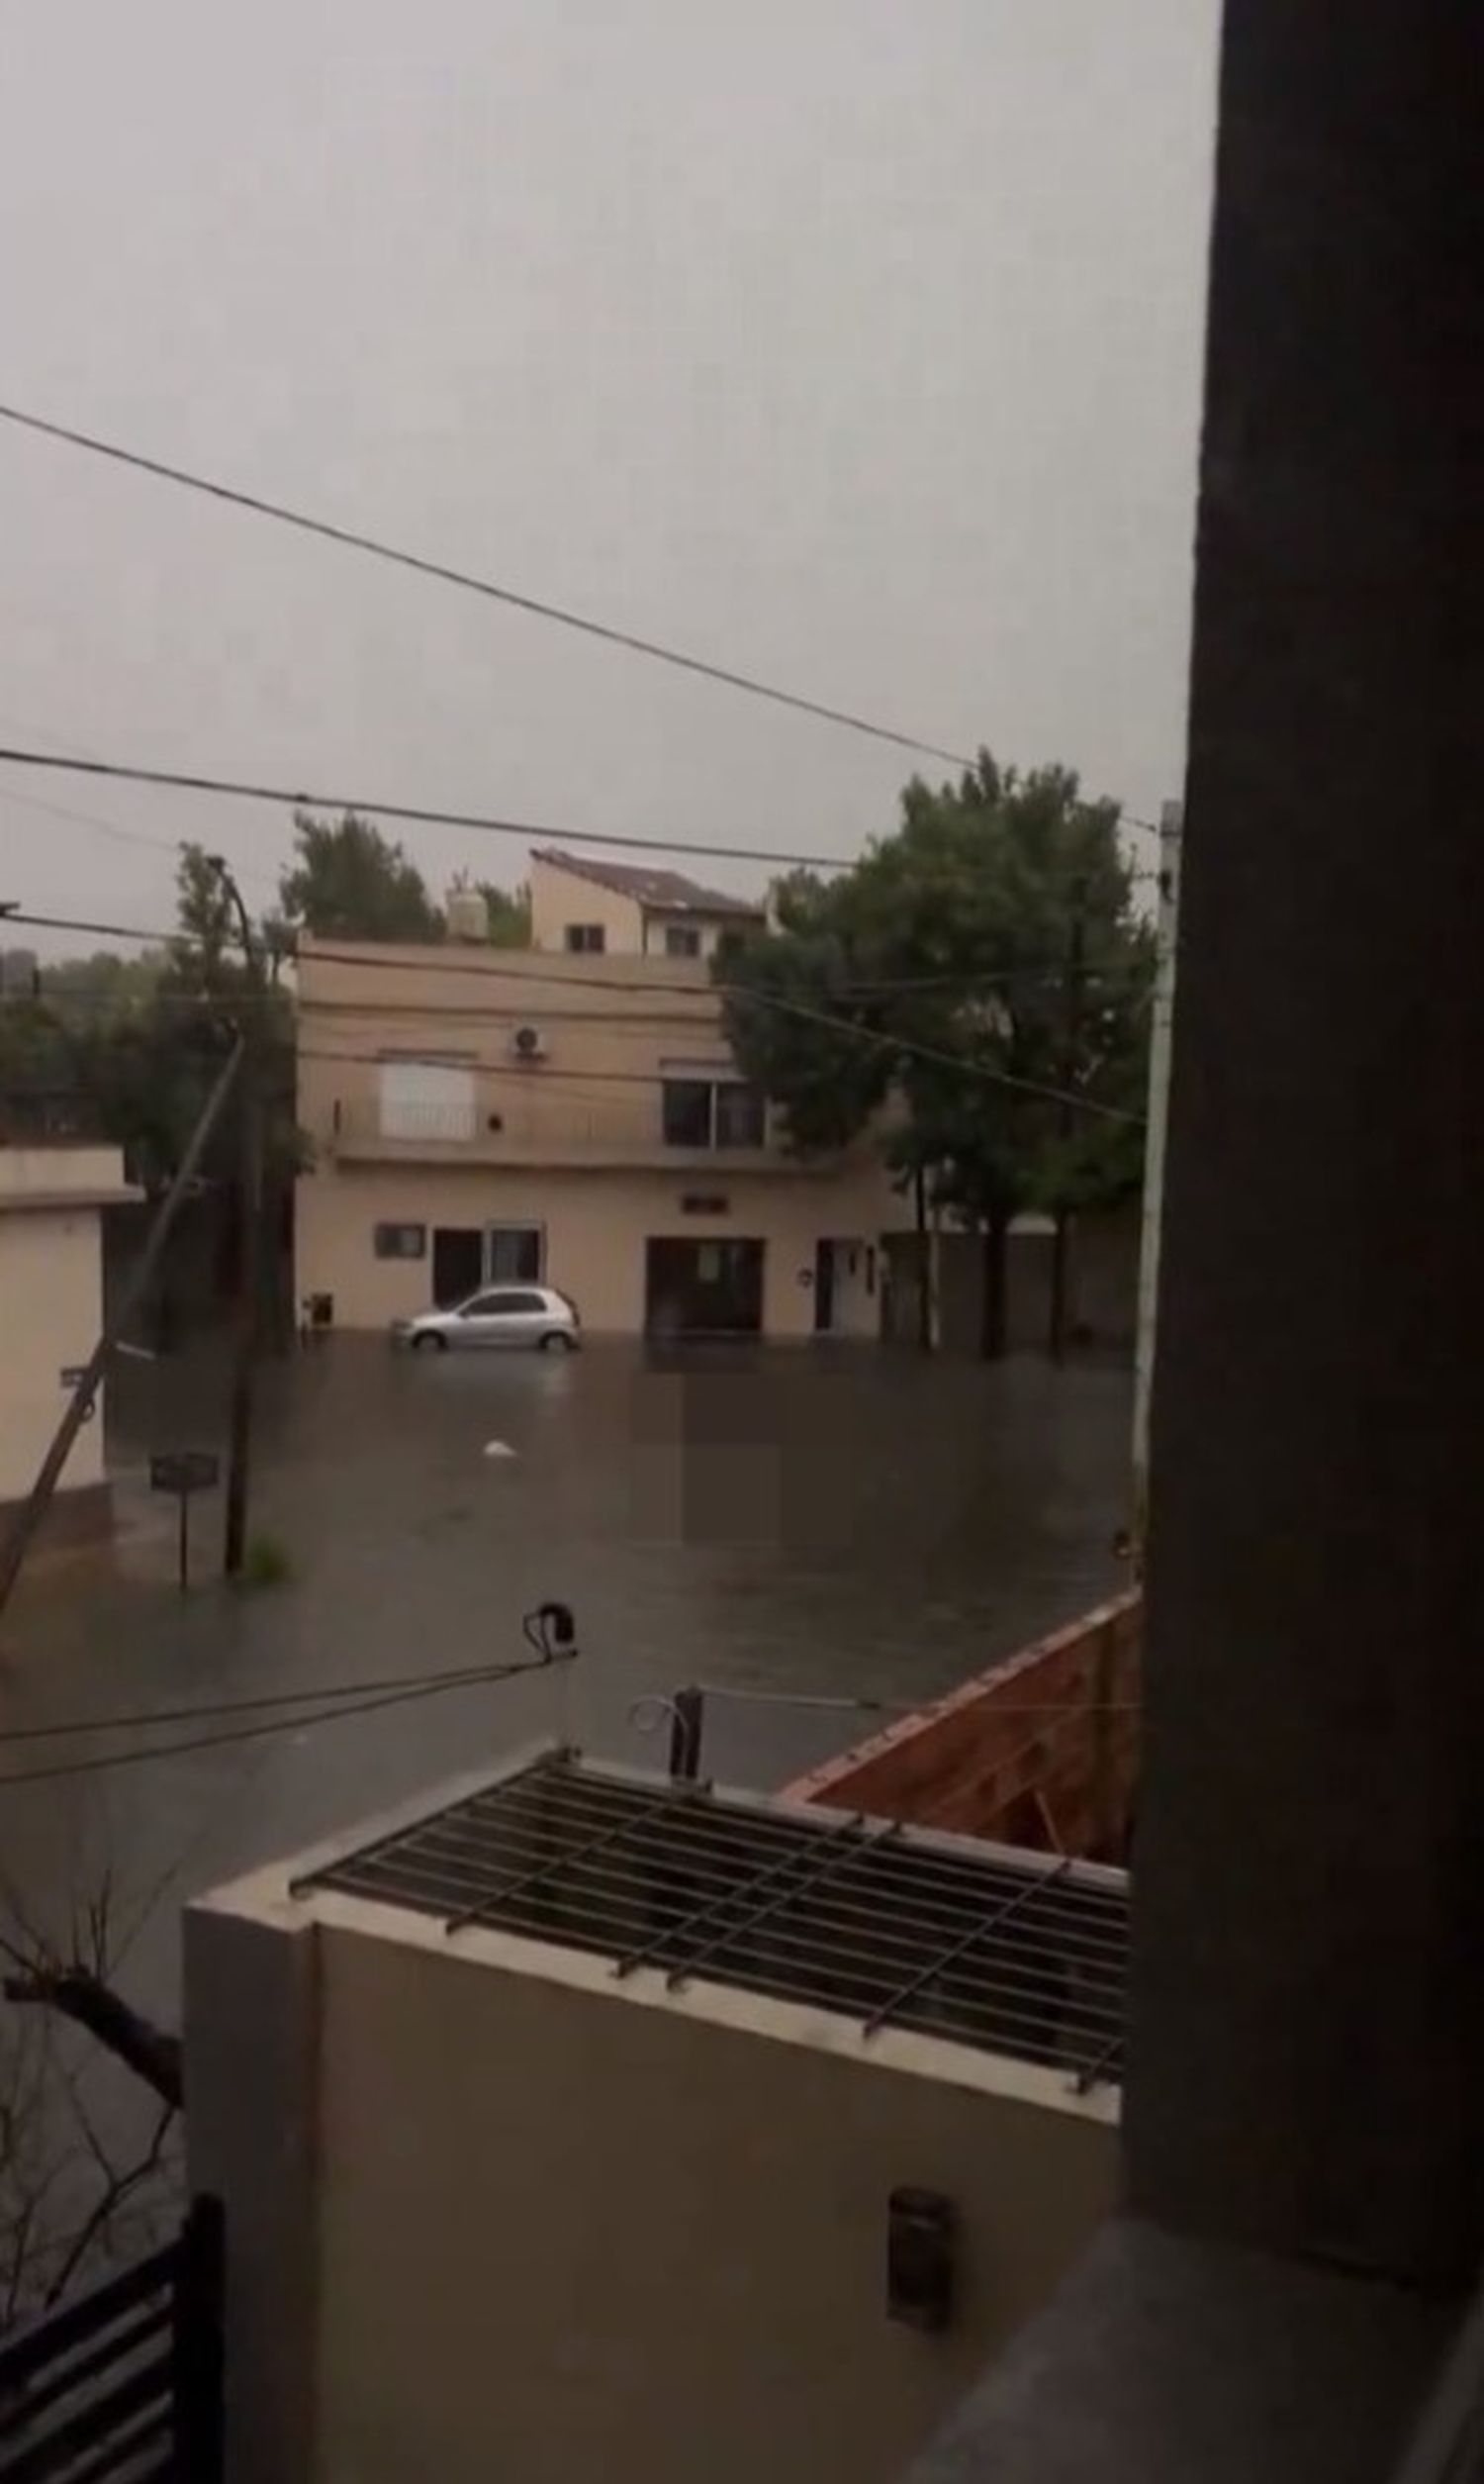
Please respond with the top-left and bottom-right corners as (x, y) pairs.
(149, 1451), (222, 1593)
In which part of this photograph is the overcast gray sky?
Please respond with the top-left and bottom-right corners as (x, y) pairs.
(1, 0), (1219, 952)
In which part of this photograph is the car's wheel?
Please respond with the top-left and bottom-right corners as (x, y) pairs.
(539, 1331), (576, 1353)
(413, 1331), (448, 1353)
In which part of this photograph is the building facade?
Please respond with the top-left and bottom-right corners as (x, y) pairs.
(0, 1142), (138, 1542)
(295, 851), (905, 1338)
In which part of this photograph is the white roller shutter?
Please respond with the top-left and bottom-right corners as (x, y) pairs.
(378, 1059), (476, 1141)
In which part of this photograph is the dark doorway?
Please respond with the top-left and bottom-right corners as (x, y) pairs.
(645, 1238), (765, 1337)
(812, 1238), (835, 1335)
(432, 1227), (483, 1305)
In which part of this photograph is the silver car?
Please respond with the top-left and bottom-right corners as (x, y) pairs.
(395, 1285), (581, 1354)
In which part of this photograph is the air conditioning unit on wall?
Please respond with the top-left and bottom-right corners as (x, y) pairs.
(509, 1024), (548, 1064)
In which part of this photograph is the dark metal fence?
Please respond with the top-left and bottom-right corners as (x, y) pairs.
(0, 1090), (104, 1147)
(0, 2197), (223, 2483)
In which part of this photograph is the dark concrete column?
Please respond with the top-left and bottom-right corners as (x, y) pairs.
(1127, 0), (1484, 2284)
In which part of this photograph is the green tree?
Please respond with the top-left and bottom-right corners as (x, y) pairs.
(476, 879), (531, 947)
(720, 754), (1152, 1357)
(274, 810), (444, 942)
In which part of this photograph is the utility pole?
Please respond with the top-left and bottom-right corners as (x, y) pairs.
(215, 863), (265, 1580)
(1048, 898), (1087, 1362)
(912, 1166), (933, 1352)
(1130, 800), (1183, 1563)
(0, 1039), (244, 1625)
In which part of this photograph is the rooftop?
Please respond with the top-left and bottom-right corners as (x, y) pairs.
(296, 1749), (1128, 2088)
(531, 847), (766, 918)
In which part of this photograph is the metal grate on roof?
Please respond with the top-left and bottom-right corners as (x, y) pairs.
(296, 1751), (1127, 2090)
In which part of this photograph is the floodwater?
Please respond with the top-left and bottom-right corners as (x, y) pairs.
(0, 1336), (1131, 2025)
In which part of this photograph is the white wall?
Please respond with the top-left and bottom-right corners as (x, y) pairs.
(302, 1915), (1116, 2484)
(0, 1202), (107, 1500)
(528, 858), (644, 954)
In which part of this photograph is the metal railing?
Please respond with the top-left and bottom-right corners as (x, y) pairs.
(0, 1091), (107, 1147)
(0, 2198), (223, 2483)
(324, 1094), (778, 1161)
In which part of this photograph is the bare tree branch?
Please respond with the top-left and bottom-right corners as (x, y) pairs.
(40, 2102), (175, 2313)
(2, 1971), (181, 2112)
(0, 1855), (190, 2322)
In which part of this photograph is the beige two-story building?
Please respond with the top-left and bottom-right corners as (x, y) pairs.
(295, 850), (904, 1338)
(0, 1139), (139, 1542)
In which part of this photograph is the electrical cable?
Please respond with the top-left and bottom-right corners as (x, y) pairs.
(0, 744), (1160, 875)
(689, 1682), (1140, 1715)
(0, 1655), (549, 1748)
(4, 916), (1149, 1121)
(0, 398), (994, 779)
(0, 1658), (553, 1791)
(3, 911), (1155, 1019)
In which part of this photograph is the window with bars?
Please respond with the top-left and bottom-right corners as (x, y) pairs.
(661, 1077), (766, 1150)
(373, 1222), (426, 1260)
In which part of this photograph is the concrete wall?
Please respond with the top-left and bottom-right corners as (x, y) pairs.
(881, 1219), (1139, 1358)
(936, 1218), (1139, 1359)
(297, 1159), (896, 1335)
(0, 1146), (127, 1202)
(529, 854), (644, 954)
(300, 1914), (1116, 2484)
(0, 1162), (129, 1507)
(787, 1595), (1142, 1863)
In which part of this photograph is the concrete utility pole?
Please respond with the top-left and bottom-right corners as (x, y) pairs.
(1048, 893), (1088, 1362)
(0, 1038), (244, 1626)
(215, 863), (266, 1580)
(1130, 799), (1183, 1557)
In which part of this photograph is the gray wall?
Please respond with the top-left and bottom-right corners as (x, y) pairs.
(1126, 0), (1484, 2285)
(884, 1216), (1139, 1358)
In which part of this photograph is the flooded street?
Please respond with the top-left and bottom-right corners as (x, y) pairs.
(0, 1338), (1131, 2023)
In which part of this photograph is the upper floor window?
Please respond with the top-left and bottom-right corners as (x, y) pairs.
(565, 923), (605, 954)
(378, 1058), (476, 1142)
(663, 924), (701, 958)
(662, 1077), (766, 1150)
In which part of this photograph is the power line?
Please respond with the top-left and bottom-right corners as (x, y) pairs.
(0, 1656), (543, 1749)
(1, 911), (1155, 1002)
(3, 908), (1148, 1123)
(0, 709), (284, 889)
(0, 1659), (544, 1791)
(0, 784), (177, 859)
(0, 908), (204, 951)
(0, 747), (1162, 896)
(0, 746), (861, 874)
(0, 785), (279, 894)
(739, 983), (1143, 1124)
(300, 940), (1152, 1001)
(0, 399), (988, 775)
